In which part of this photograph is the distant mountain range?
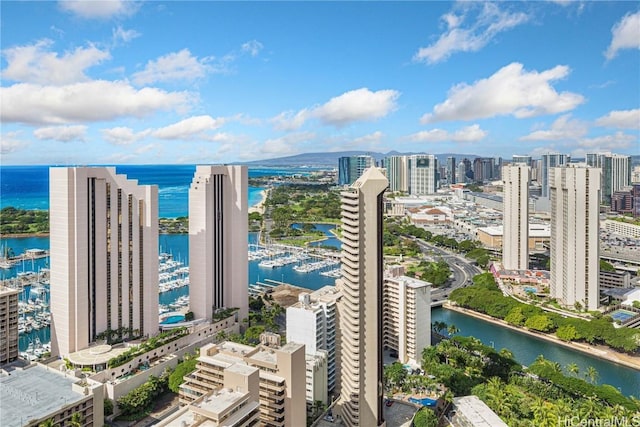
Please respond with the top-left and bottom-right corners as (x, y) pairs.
(239, 151), (483, 168)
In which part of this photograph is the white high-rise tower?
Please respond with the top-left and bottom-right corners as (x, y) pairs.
(502, 164), (530, 270)
(50, 167), (158, 357)
(189, 165), (248, 323)
(550, 165), (601, 311)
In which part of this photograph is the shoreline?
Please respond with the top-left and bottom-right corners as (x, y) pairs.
(248, 188), (269, 215)
(444, 303), (640, 372)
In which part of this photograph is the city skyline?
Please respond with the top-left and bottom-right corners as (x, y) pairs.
(1, 1), (638, 165)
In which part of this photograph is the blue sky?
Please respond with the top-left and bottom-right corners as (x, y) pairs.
(1, 1), (638, 165)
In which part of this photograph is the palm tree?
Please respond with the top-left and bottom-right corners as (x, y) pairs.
(530, 397), (557, 427)
(69, 412), (83, 427)
(586, 366), (599, 384)
(447, 324), (460, 337)
(38, 419), (58, 427)
(566, 363), (579, 377)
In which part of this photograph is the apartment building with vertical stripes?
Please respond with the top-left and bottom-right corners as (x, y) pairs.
(336, 167), (388, 427)
(0, 286), (19, 364)
(189, 165), (248, 324)
(502, 164), (530, 271)
(49, 167), (158, 358)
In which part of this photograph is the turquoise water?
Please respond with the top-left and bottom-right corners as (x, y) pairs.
(160, 314), (185, 324)
(408, 397), (437, 407)
(524, 286), (537, 293)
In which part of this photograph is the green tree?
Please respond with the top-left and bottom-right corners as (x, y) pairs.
(384, 362), (407, 391)
(566, 363), (579, 377)
(69, 412), (83, 427)
(525, 315), (554, 332)
(413, 407), (438, 427)
(586, 366), (599, 384)
(104, 398), (114, 416)
(556, 325), (578, 341)
(168, 355), (198, 393)
(447, 324), (460, 336)
(38, 419), (58, 427)
(505, 307), (525, 326)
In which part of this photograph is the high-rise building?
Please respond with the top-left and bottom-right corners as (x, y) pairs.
(512, 155), (532, 166)
(179, 339), (306, 427)
(586, 153), (632, 205)
(550, 165), (601, 311)
(447, 156), (457, 184)
(383, 155), (409, 192)
(50, 167), (158, 358)
(338, 155), (376, 186)
(189, 165), (248, 323)
(336, 167), (388, 427)
(473, 158), (494, 182)
(408, 154), (437, 195)
(502, 164), (530, 270)
(286, 286), (340, 398)
(383, 268), (431, 366)
(457, 161), (467, 184)
(0, 286), (19, 365)
(540, 153), (570, 198)
(493, 157), (503, 180)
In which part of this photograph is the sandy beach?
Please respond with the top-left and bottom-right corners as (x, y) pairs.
(444, 303), (640, 371)
(249, 189), (269, 215)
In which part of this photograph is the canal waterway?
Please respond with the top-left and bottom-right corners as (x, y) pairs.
(3, 234), (639, 397)
(432, 307), (640, 397)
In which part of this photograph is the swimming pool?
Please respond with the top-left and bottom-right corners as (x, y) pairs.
(523, 286), (537, 293)
(408, 397), (437, 407)
(160, 314), (186, 324)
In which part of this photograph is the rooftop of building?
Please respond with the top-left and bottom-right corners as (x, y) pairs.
(0, 285), (20, 296)
(477, 224), (551, 237)
(452, 395), (509, 427)
(192, 388), (250, 418)
(386, 275), (432, 289)
(0, 364), (86, 427)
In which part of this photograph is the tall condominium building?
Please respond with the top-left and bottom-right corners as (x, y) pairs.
(473, 158), (494, 182)
(540, 153), (570, 198)
(456, 161), (467, 184)
(338, 155), (376, 186)
(447, 156), (457, 184)
(512, 155), (532, 166)
(383, 155), (409, 192)
(586, 153), (632, 205)
(179, 340), (306, 427)
(286, 286), (340, 399)
(50, 167), (158, 358)
(189, 165), (248, 323)
(550, 165), (601, 311)
(408, 154), (437, 195)
(502, 164), (530, 270)
(493, 157), (503, 180)
(336, 167), (388, 427)
(383, 268), (431, 366)
(0, 286), (19, 365)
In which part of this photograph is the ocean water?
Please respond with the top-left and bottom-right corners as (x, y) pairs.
(0, 164), (315, 218)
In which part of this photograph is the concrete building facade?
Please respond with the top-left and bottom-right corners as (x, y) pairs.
(339, 155), (376, 186)
(383, 269), (431, 366)
(550, 165), (601, 311)
(189, 165), (249, 323)
(540, 153), (570, 198)
(502, 164), (530, 270)
(49, 167), (158, 358)
(179, 340), (306, 427)
(408, 154), (437, 195)
(336, 167), (388, 427)
(383, 155), (409, 193)
(586, 153), (632, 205)
(0, 286), (19, 365)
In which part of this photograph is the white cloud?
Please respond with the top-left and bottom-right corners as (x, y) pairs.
(101, 126), (148, 145)
(594, 109), (640, 130)
(271, 88), (399, 130)
(1, 131), (30, 155)
(421, 62), (584, 123)
(59, 0), (139, 19)
(34, 125), (87, 142)
(2, 39), (110, 85)
(520, 114), (588, 141)
(132, 49), (211, 85)
(271, 110), (310, 131)
(414, 3), (530, 64)
(314, 88), (400, 127)
(605, 11), (640, 60)
(1, 81), (193, 125)
(260, 132), (317, 156)
(577, 132), (636, 150)
(408, 124), (487, 142)
(112, 26), (140, 45)
(152, 115), (225, 140)
(241, 40), (264, 57)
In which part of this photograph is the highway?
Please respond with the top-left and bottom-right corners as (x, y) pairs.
(414, 239), (482, 305)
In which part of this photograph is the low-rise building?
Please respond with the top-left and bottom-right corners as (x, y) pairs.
(476, 224), (550, 252)
(450, 395), (508, 427)
(179, 338), (306, 427)
(0, 363), (104, 427)
(604, 219), (640, 238)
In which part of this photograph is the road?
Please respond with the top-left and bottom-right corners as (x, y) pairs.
(414, 239), (481, 303)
